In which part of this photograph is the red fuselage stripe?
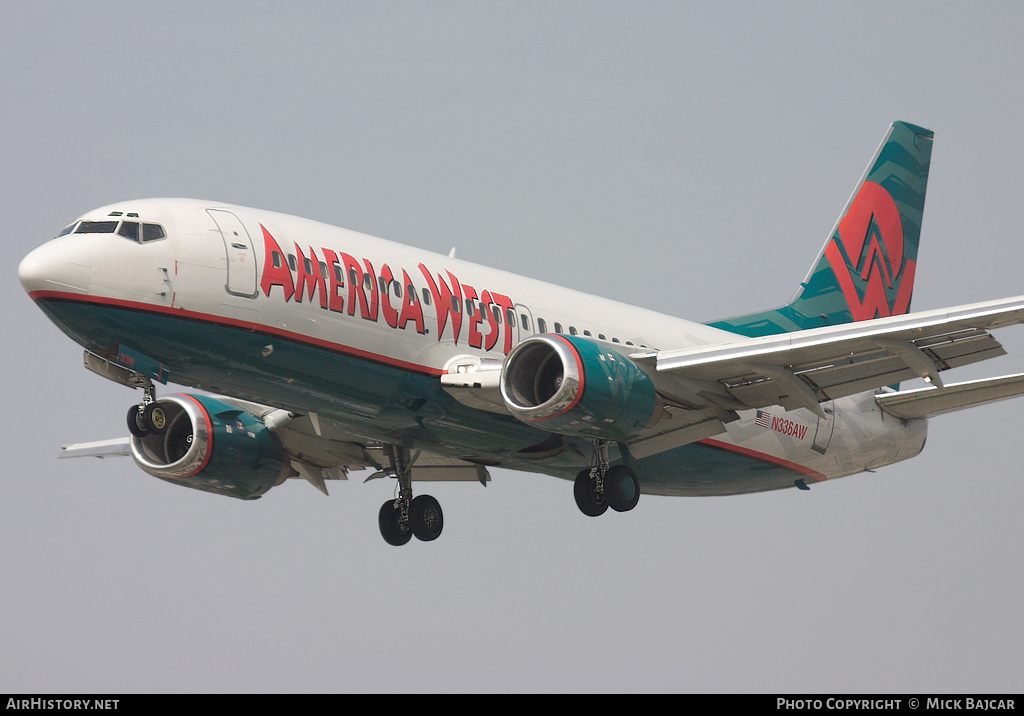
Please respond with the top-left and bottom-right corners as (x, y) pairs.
(698, 438), (826, 482)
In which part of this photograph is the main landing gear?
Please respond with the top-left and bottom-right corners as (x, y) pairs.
(377, 445), (444, 546)
(126, 381), (167, 438)
(574, 440), (641, 517)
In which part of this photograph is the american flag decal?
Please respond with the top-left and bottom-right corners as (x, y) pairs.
(755, 410), (771, 428)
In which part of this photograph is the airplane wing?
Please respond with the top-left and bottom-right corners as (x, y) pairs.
(60, 438), (131, 459)
(634, 295), (1024, 418)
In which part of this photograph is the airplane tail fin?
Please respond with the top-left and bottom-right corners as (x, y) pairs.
(709, 121), (934, 337)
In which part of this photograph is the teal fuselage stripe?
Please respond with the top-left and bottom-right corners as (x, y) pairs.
(37, 296), (810, 496)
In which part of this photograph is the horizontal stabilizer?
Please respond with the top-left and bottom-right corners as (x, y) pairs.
(876, 373), (1024, 420)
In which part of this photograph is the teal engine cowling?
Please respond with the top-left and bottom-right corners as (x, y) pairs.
(129, 394), (288, 500)
(500, 334), (658, 441)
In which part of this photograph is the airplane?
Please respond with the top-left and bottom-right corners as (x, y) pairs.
(19, 121), (1024, 545)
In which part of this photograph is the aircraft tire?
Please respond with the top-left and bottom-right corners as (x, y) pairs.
(573, 469), (608, 517)
(142, 402), (168, 435)
(410, 495), (443, 542)
(606, 465), (640, 513)
(378, 500), (412, 546)
(127, 406), (148, 438)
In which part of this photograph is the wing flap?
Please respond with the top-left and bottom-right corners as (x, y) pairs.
(624, 409), (732, 458)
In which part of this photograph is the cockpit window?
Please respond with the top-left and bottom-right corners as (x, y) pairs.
(118, 221), (140, 241)
(142, 223), (165, 242)
(57, 223), (78, 237)
(113, 220), (166, 243)
(75, 221), (119, 234)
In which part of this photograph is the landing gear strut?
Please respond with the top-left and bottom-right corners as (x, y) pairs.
(573, 439), (640, 517)
(126, 380), (166, 437)
(377, 445), (444, 546)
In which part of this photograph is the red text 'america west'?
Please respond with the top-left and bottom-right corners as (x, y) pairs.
(257, 225), (517, 354)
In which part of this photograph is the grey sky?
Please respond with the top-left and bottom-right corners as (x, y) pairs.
(3, 1), (1023, 693)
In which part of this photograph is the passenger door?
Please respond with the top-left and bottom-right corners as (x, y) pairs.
(207, 209), (257, 298)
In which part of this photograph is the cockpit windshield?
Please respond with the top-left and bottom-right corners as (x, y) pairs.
(74, 221), (119, 234)
(62, 219), (167, 243)
(118, 221), (166, 243)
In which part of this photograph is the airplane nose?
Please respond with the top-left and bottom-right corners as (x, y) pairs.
(19, 237), (92, 297)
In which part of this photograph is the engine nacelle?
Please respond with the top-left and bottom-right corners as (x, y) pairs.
(500, 334), (657, 441)
(130, 394), (288, 500)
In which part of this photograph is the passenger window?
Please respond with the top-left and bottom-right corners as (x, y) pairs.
(612, 337), (620, 343)
(141, 223), (165, 242)
(491, 305), (502, 324)
(319, 261), (328, 279)
(583, 330), (592, 337)
(599, 334), (606, 340)
(421, 288), (432, 306)
(538, 318), (547, 333)
(506, 308), (516, 328)
(466, 299), (476, 317)
(363, 274), (372, 291)
(378, 277), (388, 294)
(554, 322), (563, 334)
(334, 264), (344, 284)
(288, 255), (297, 271)
(303, 257), (313, 274)
(272, 252), (283, 269)
(349, 267), (359, 284)
(451, 296), (462, 313)
(118, 221), (140, 242)
(393, 282), (402, 299)
(569, 326), (578, 336)
(520, 314), (530, 332)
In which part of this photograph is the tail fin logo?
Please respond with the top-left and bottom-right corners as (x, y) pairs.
(824, 181), (916, 320)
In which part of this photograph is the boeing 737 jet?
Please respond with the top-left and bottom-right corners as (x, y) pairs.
(19, 122), (1024, 545)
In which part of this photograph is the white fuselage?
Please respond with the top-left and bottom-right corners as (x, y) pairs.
(20, 198), (928, 495)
